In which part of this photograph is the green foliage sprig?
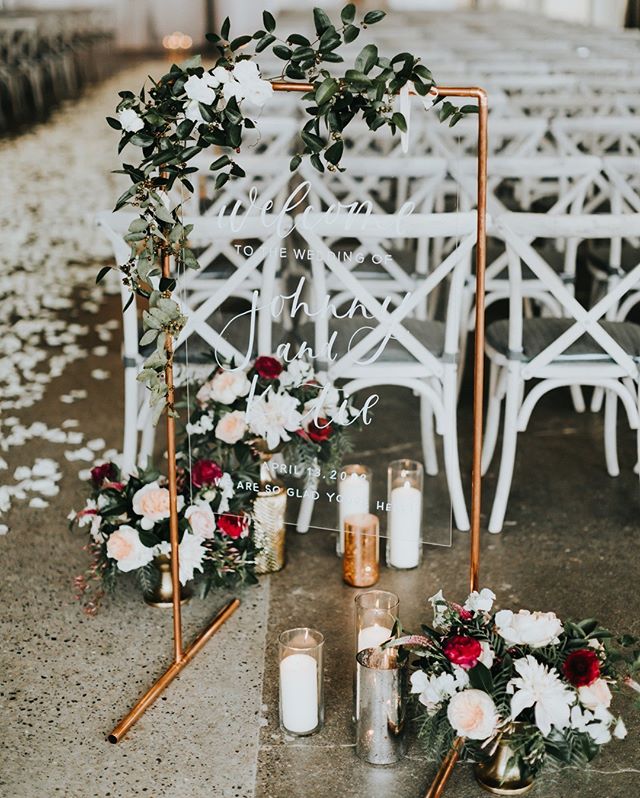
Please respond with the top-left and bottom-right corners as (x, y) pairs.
(105, 5), (477, 419)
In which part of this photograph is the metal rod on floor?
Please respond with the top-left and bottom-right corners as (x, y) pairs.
(108, 598), (240, 743)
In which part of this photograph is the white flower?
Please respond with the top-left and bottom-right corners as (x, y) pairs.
(578, 678), (612, 711)
(447, 689), (500, 740)
(507, 655), (575, 736)
(208, 66), (231, 86)
(107, 525), (154, 572)
(185, 100), (205, 125)
(478, 641), (495, 669)
(222, 60), (273, 107)
(246, 391), (302, 450)
(89, 514), (103, 543)
(464, 588), (496, 614)
(178, 531), (206, 585)
(278, 360), (313, 389)
(233, 60), (260, 84)
(132, 481), (184, 530)
(184, 74), (216, 105)
(215, 410), (247, 444)
(613, 717), (627, 739)
(77, 499), (97, 527)
(242, 78), (273, 107)
(185, 501), (216, 539)
(118, 108), (144, 133)
(216, 472), (234, 513)
(198, 370), (251, 405)
(410, 668), (469, 716)
(495, 609), (563, 648)
(429, 589), (449, 629)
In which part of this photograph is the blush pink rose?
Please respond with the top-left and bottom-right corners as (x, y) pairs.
(215, 410), (247, 444)
(132, 481), (184, 530)
(185, 502), (217, 539)
(447, 689), (499, 740)
(578, 678), (612, 711)
(106, 525), (154, 572)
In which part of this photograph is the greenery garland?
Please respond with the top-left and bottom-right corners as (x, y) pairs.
(104, 4), (477, 422)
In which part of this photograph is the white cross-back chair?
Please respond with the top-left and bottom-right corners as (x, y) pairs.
(293, 210), (478, 533)
(96, 210), (289, 472)
(483, 212), (640, 533)
(551, 117), (640, 158)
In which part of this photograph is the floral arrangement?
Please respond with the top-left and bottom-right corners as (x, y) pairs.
(70, 461), (257, 614)
(103, 4), (477, 421)
(392, 590), (638, 777)
(182, 355), (359, 478)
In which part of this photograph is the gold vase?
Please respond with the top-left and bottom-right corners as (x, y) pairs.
(474, 726), (535, 795)
(252, 450), (287, 574)
(143, 554), (193, 608)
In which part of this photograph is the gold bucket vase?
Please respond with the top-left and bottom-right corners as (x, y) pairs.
(253, 456), (287, 574)
(474, 725), (535, 795)
(143, 554), (193, 608)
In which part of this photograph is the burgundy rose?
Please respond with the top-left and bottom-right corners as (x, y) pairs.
(443, 635), (483, 670)
(90, 462), (117, 487)
(307, 418), (333, 443)
(254, 356), (283, 380)
(191, 459), (223, 489)
(563, 648), (600, 687)
(217, 512), (248, 539)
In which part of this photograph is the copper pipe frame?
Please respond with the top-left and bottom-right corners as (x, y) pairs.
(108, 84), (488, 780)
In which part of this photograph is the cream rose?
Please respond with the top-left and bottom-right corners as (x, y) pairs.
(185, 501), (216, 539)
(578, 678), (612, 711)
(447, 689), (499, 740)
(132, 481), (184, 530)
(215, 410), (247, 444)
(197, 370), (251, 405)
(117, 108), (143, 133)
(495, 609), (563, 648)
(106, 525), (154, 572)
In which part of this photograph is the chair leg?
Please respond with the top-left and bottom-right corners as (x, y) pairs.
(591, 386), (605, 413)
(420, 395), (439, 476)
(570, 384), (586, 414)
(604, 390), (620, 478)
(121, 366), (139, 475)
(296, 468), (318, 533)
(441, 371), (470, 531)
(481, 361), (502, 476)
(488, 370), (522, 534)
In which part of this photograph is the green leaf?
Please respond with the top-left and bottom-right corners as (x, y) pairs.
(96, 266), (111, 284)
(343, 24), (359, 43)
(468, 662), (494, 693)
(325, 140), (344, 165)
(344, 69), (372, 88)
(355, 43), (378, 74)
(210, 155), (231, 170)
(316, 77), (338, 106)
(310, 153), (325, 173)
(263, 10), (276, 32)
(205, 32), (220, 43)
(321, 51), (344, 63)
(363, 10), (386, 25)
(159, 276), (176, 293)
(140, 328), (159, 347)
(255, 33), (276, 52)
(221, 17), (231, 40)
(230, 34), (252, 50)
(289, 155), (302, 171)
(215, 172), (229, 189)
(301, 130), (325, 152)
(392, 112), (407, 132)
(273, 44), (292, 60)
(313, 7), (332, 35)
(288, 33), (310, 46)
(341, 3), (356, 23)
(106, 116), (122, 130)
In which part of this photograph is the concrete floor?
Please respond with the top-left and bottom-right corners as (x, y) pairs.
(1, 290), (639, 798)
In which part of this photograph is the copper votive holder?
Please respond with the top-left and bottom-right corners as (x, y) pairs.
(343, 513), (379, 588)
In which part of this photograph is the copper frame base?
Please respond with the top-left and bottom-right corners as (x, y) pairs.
(108, 81), (488, 798)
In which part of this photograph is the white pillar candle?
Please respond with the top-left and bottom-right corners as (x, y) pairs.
(338, 473), (370, 554)
(388, 482), (422, 569)
(279, 653), (318, 734)
(358, 623), (393, 653)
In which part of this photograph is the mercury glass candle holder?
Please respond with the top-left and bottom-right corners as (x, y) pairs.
(386, 459), (424, 570)
(279, 628), (324, 736)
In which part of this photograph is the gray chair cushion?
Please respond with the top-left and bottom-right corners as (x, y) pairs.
(486, 317), (640, 361)
(297, 316), (446, 363)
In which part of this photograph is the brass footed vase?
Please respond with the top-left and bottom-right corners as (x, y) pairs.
(474, 724), (535, 795)
(143, 554), (193, 608)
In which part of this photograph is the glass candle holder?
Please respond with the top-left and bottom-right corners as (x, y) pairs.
(386, 459), (424, 570)
(355, 589), (400, 653)
(336, 465), (371, 557)
(279, 628), (324, 736)
(343, 513), (379, 588)
(354, 590), (399, 722)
